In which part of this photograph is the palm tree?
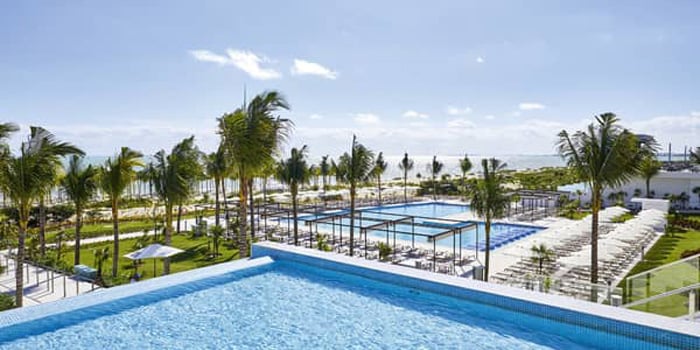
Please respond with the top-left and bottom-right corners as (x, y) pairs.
(100, 147), (143, 278)
(206, 147), (229, 227)
(335, 135), (375, 256)
(639, 155), (661, 198)
(218, 91), (291, 255)
(93, 246), (110, 283)
(427, 156), (443, 200)
(398, 152), (414, 203)
(693, 186), (700, 208)
(320, 155), (331, 192)
(557, 113), (654, 285)
(531, 243), (555, 275)
(371, 152), (388, 204)
(0, 125), (82, 306)
(151, 136), (202, 275)
(471, 158), (509, 282)
(276, 146), (311, 246)
(61, 155), (98, 266)
(460, 154), (472, 200)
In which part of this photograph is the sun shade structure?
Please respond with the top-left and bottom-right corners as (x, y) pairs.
(124, 244), (185, 278)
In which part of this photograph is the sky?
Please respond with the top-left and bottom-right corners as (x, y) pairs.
(2, 1), (700, 160)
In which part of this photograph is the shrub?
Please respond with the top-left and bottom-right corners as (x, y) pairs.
(680, 248), (700, 259)
(378, 242), (392, 261)
(0, 293), (15, 311)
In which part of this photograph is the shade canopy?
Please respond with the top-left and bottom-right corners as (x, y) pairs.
(124, 244), (184, 260)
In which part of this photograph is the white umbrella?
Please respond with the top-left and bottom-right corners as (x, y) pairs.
(124, 244), (184, 278)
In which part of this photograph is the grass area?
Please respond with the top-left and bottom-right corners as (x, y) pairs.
(44, 209), (216, 242)
(610, 212), (635, 223)
(620, 224), (700, 317)
(559, 210), (590, 220)
(60, 233), (240, 286)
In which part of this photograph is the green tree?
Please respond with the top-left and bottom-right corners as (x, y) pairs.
(398, 152), (414, 203)
(151, 136), (202, 275)
(371, 152), (388, 204)
(471, 158), (509, 282)
(100, 147), (143, 278)
(0, 125), (82, 306)
(93, 246), (110, 283)
(276, 146), (311, 245)
(335, 135), (375, 256)
(210, 224), (224, 256)
(206, 147), (229, 227)
(557, 113), (654, 285)
(460, 154), (473, 200)
(320, 155), (331, 192)
(427, 155), (443, 200)
(218, 91), (291, 255)
(639, 155), (661, 198)
(61, 155), (98, 266)
(530, 243), (555, 274)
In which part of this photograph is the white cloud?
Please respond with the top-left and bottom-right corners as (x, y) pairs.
(408, 121), (429, 127)
(291, 59), (338, 79)
(484, 115), (495, 120)
(519, 102), (546, 111)
(353, 113), (380, 125)
(309, 114), (324, 120)
(189, 49), (281, 80)
(691, 111), (700, 117)
(402, 110), (429, 119)
(446, 106), (472, 116)
(476, 56), (485, 63)
(447, 118), (476, 128)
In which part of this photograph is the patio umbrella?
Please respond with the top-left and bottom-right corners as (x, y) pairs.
(124, 244), (184, 278)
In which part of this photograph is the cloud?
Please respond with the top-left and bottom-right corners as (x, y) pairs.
(189, 49), (281, 80)
(291, 59), (338, 79)
(402, 110), (429, 119)
(447, 118), (476, 128)
(446, 106), (472, 116)
(353, 113), (380, 125)
(309, 114), (324, 120)
(691, 111), (700, 117)
(408, 121), (429, 127)
(484, 115), (495, 120)
(476, 56), (485, 63)
(519, 102), (546, 111)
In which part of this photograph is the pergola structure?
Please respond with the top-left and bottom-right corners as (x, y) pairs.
(507, 189), (571, 220)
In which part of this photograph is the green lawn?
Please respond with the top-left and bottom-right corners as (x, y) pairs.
(610, 212), (635, 223)
(59, 233), (240, 286)
(621, 227), (700, 317)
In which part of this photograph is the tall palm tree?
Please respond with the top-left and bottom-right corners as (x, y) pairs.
(460, 154), (472, 200)
(639, 155), (661, 198)
(531, 243), (555, 275)
(557, 113), (654, 285)
(151, 136), (202, 274)
(61, 155), (98, 266)
(0, 125), (82, 306)
(335, 135), (375, 256)
(100, 147), (143, 278)
(398, 152), (414, 203)
(427, 155), (443, 200)
(471, 158), (509, 282)
(371, 152), (388, 204)
(206, 146), (229, 227)
(320, 155), (331, 192)
(276, 146), (311, 245)
(218, 91), (291, 255)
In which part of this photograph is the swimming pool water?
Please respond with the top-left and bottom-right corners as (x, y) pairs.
(296, 203), (541, 251)
(0, 260), (673, 349)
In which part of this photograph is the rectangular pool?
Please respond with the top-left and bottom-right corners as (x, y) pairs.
(0, 243), (696, 349)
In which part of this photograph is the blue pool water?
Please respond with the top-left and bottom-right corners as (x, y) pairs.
(295, 202), (541, 251)
(0, 260), (675, 349)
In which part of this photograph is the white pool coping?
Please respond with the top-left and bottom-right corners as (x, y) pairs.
(254, 241), (700, 339)
(0, 257), (274, 328)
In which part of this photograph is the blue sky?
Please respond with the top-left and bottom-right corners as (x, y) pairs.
(2, 1), (700, 158)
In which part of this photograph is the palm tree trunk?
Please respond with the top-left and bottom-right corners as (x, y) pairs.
(377, 176), (382, 205)
(349, 185), (356, 256)
(292, 187), (298, 246)
(163, 204), (173, 275)
(39, 196), (46, 258)
(176, 204), (182, 234)
(645, 178), (651, 198)
(214, 177), (220, 227)
(484, 219), (491, 282)
(403, 172), (408, 203)
(591, 188), (601, 290)
(111, 200), (119, 278)
(249, 179), (255, 240)
(15, 215), (28, 307)
(238, 173), (248, 256)
(432, 175), (437, 200)
(74, 205), (82, 266)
